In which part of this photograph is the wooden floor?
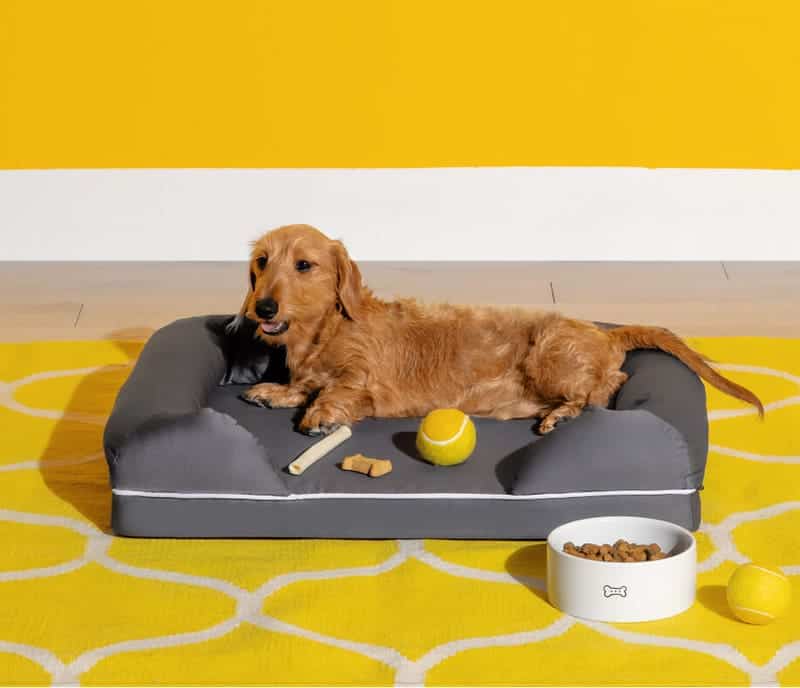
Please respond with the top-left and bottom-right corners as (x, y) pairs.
(1, 261), (798, 341)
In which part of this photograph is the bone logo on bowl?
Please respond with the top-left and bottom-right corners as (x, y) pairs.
(603, 585), (628, 598)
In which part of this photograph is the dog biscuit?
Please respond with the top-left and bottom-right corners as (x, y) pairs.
(341, 454), (393, 478)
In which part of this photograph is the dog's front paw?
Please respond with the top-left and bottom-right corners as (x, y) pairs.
(240, 387), (271, 408)
(301, 421), (342, 437)
(298, 403), (347, 436)
(240, 383), (305, 409)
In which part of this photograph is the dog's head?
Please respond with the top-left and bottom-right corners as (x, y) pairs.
(230, 224), (363, 345)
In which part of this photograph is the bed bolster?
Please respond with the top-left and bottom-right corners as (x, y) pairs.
(110, 407), (288, 496)
(509, 406), (694, 496)
(614, 349), (709, 488)
(104, 316), (229, 464)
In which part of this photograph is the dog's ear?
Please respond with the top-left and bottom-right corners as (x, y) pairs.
(332, 240), (363, 320)
(226, 266), (256, 334)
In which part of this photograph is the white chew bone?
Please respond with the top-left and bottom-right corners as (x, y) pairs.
(288, 425), (353, 475)
(603, 585), (628, 598)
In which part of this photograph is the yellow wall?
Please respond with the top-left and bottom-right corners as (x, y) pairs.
(1, 0), (798, 169)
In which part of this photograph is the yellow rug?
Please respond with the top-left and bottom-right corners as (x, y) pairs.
(0, 337), (798, 686)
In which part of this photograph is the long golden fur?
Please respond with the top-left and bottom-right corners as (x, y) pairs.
(235, 224), (763, 436)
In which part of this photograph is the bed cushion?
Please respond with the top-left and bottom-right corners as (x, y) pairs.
(104, 315), (709, 539)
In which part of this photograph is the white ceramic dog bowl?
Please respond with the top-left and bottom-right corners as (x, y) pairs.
(547, 516), (696, 622)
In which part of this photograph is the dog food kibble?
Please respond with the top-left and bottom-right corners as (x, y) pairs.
(563, 540), (669, 562)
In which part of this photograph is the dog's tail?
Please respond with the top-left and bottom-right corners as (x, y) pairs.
(609, 325), (764, 417)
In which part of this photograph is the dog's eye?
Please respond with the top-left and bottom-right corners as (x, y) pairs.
(256, 256), (268, 270)
(296, 260), (312, 273)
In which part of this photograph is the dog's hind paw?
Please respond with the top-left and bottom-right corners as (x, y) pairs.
(536, 407), (580, 435)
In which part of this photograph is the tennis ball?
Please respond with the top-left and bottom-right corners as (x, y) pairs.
(726, 563), (792, 625)
(416, 409), (477, 466)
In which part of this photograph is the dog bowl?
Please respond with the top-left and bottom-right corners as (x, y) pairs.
(547, 516), (696, 622)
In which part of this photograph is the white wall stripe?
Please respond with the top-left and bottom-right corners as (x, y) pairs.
(2, 168), (800, 261)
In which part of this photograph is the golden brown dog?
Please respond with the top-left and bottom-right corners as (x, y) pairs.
(234, 224), (763, 436)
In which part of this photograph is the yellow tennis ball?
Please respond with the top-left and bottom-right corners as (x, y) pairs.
(726, 563), (792, 625)
(416, 409), (477, 466)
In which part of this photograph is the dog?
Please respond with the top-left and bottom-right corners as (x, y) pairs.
(232, 224), (763, 436)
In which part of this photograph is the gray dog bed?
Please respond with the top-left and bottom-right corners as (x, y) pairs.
(103, 316), (709, 539)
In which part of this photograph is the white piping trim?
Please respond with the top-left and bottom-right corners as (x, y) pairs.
(113, 487), (697, 502)
(419, 414), (469, 446)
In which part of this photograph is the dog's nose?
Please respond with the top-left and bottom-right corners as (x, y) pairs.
(255, 297), (279, 320)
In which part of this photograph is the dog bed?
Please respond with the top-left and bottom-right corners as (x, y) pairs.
(103, 316), (709, 539)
